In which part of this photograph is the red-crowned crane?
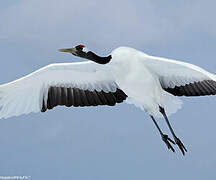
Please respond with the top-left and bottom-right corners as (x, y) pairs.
(1, 44), (216, 155)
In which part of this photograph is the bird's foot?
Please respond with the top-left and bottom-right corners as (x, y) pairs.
(161, 134), (175, 153)
(174, 137), (187, 155)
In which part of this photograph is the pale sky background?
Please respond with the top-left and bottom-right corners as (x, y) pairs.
(1, 0), (216, 179)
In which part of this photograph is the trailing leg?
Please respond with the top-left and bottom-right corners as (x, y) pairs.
(150, 115), (175, 153)
(159, 106), (187, 155)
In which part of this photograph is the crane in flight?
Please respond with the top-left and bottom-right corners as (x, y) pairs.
(1, 44), (216, 155)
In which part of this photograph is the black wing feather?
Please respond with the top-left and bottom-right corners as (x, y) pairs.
(41, 87), (127, 112)
(163, 80), (216, 96)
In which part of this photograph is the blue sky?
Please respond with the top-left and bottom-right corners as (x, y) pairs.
(1, 0), (216, 179)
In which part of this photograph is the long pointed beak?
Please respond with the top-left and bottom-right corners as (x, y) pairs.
(58, 48), (77, 55)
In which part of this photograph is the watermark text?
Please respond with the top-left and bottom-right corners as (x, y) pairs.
(0, 176), (30, 179)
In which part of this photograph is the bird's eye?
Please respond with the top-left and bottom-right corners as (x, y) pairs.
(75, 44), (85, 51)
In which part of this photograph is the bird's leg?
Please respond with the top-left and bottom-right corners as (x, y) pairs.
(150, 115), (175, 153)
(159, 106), (187, 155)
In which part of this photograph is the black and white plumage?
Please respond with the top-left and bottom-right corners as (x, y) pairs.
(0, 61), (127, 118)
(1, 44), (216, 155)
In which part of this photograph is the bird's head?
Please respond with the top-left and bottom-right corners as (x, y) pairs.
(58, 44), (112, 64)
(58, 44), (87, 56)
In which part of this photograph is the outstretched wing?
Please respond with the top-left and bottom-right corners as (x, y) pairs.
(143, 55), (216, 96)
(0, 61), (127, 119)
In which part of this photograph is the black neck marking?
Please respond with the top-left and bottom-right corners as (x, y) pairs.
(77, 51), (112, 64)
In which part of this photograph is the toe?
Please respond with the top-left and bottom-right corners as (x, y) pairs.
(175, 137), (187, 155)
(161, 134), (175, 153)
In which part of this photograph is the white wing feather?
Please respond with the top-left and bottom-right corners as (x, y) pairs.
(142, 55), (216, 88)
(0, 61), (117, 119)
